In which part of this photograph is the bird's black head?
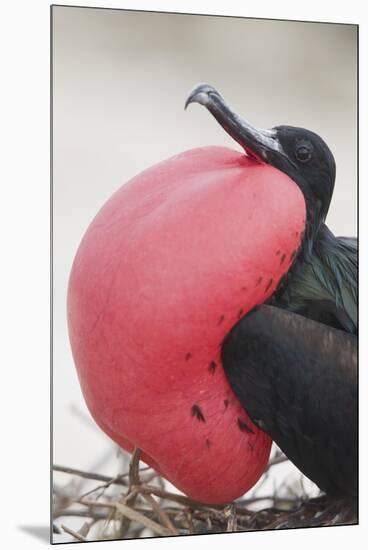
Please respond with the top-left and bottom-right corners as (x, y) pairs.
(269, 125), (336, 223)
(185, 84), (336, 255)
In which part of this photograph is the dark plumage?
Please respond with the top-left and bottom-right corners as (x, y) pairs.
(221, 305), (357, 497)
(272, 226), (357, 334)
(186, 84), (357, 497)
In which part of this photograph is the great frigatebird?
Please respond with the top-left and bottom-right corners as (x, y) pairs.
(186, 84), (358, 498)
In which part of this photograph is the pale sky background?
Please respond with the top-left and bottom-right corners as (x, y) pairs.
(52, 5), (357, 542)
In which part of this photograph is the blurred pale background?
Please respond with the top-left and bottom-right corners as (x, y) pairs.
(52, 5), (357, 539)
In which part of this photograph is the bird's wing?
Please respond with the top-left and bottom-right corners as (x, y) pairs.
(274, 229), (357, 334)
(221, 304), (357, 497)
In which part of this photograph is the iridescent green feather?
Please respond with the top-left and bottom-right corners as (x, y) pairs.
(274, 226), (357, 334)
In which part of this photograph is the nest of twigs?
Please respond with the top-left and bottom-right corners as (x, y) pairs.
(53, 448), (357, 543)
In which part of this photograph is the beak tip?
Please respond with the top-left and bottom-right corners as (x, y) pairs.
(184, 83), (215, 110)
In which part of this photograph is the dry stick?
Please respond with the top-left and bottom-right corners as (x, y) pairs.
(120, 488), (138, 538)
(129, 448), (142, 488)
(54, 462), (148, 506)
(54, 462), (285, 509)
(78, 474), (130, 500)
(140, 492), (179, 536)
(56, 460), (321, 536)
(79, 499), (171, 537)
(138, 484), (222, 510)
(53, 465), (127, 486)
(115, 502), (172, 537)
(186, 509), (194, 534)
(55, 466), (301, 519)
(54, 509), (108, 520)
(53, 464), (150, 486)
(61, 524), (87, 542)
(225, 504), (237, 532)
(204, 511), (212, 532)
(78, 521), (93, 538)
(119, 448), (142, 538)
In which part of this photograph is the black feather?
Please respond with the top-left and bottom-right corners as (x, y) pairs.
(222, 305), (357, 497)
(271, 224), (357, 334)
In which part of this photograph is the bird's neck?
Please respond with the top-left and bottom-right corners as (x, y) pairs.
(299, 208), (326, 263)
(269, 221), (331, 306)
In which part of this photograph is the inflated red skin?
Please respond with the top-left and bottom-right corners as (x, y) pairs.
(67, 146), (306, 504)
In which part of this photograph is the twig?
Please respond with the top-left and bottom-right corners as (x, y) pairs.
(138, 484), (222, 509)
(54, 509), (108, 520)
(53, 464), (150, 487)
(79, 476), (128, 500)
(61, 523), (87, 542)
(78, 521), (93, 538)
(224, 504), (237, 532)
(79, 498), (172, 537)
(54, 455), (356, 539)
(115, 501), (172, 536)
(140, 492), (179, 535)
(54, 465), (127, 486)
(185, 509), (194, 534)
(119, 448), (142, 537)
(129, 448), (142, 488)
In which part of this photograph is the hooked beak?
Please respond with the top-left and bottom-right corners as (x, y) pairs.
(185, 83), (295, 168)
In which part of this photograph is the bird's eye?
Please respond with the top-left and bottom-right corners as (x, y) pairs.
(296, 145), (312, 163)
